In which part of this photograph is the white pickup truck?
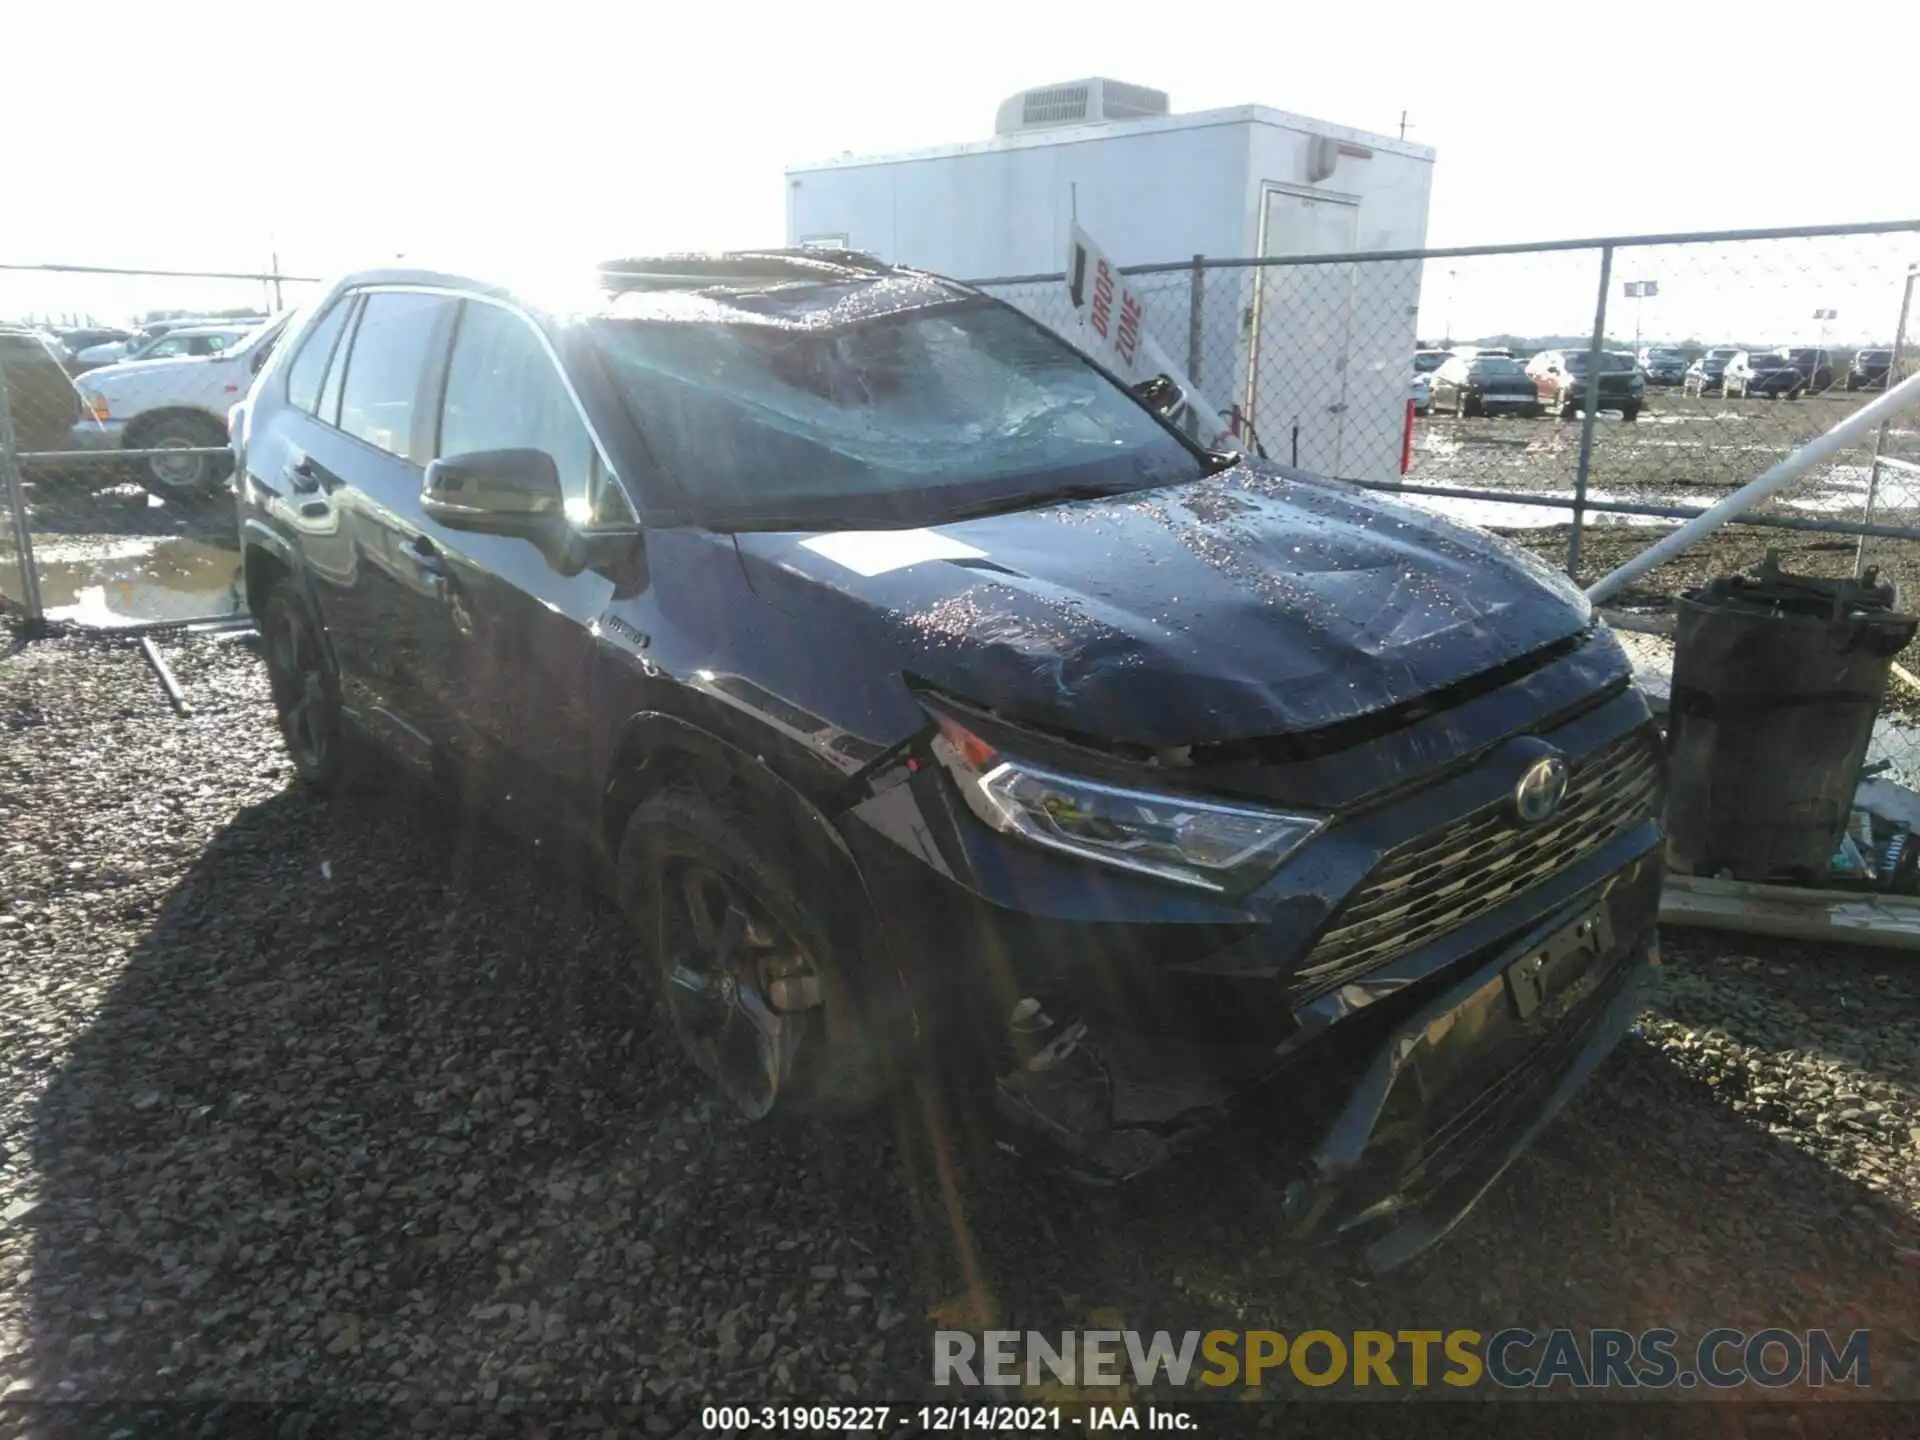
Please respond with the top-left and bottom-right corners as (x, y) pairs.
(69, 314), (289, 496)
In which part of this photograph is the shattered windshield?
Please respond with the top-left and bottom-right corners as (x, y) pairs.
(590, 295), (1203, 527)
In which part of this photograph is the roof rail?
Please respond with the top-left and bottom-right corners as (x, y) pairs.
(595, 248), (892, 292)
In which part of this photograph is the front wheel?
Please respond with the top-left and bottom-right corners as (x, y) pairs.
(1559, 393), (1578, 420)
(619, 785), (880, 1120)
(1621, 404), (1640, 423)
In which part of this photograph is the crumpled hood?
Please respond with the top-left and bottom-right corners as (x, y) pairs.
(732, 462), (1593, 747)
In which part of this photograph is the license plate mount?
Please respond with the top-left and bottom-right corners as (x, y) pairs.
(1504, 905), (1613, 1022)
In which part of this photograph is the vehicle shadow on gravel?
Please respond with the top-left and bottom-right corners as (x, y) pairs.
(22, 769), (938, 1408)
(23, 751), (1920, 1408)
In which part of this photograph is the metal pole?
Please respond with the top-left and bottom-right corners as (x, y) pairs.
(0, 357), (46, 627)
(1858, 267), (1918, 577)
(1567, 244), (1615, 577)
(1187, 254), (1205, 386)
(1587, 367), (1920, 603)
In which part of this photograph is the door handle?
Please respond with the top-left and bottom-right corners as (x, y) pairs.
(284, 457), (320, 494)
(407, 537), (447, 576)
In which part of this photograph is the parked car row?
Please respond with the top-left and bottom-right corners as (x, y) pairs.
(1407, 338), (1896, 421)
(1421, 349), (1647, 421)
(1419, 341), (1897, 406)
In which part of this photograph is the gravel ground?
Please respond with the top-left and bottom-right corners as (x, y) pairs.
(5, 619), (1920, 1428)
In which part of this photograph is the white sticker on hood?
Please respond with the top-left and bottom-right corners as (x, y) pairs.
(797, 529), (986, 578)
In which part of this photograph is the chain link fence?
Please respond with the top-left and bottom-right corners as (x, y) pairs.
(1, 263), (320, 631)
(8, 234), (1920, 800)
(972, 222), (1920, 791)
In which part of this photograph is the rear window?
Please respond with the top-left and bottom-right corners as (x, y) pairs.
(1860, 349), (1893, 362)
(1565, 353), (1637, 374)
(1467, 358), (1524, 377)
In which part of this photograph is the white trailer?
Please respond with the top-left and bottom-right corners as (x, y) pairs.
(785, 80), (1437, 481)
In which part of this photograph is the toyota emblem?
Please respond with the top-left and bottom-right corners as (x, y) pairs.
(1514, 754), (1570, 825)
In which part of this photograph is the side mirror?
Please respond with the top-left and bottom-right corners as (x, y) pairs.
(1130, 373), (1185, 418)
(422, 448), (564, 536)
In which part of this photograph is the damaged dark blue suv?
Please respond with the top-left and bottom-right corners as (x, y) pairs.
(233, 251), (1664, 1269)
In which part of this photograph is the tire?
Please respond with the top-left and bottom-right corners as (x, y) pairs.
(262, 584), (350, 793)
(131, 413), (232, 500)
(1559, 391), (1577, 420)
(1847, 376), (1860, 392)
(1622, 404), (1640, 423)
(618, 782), (881, 1120)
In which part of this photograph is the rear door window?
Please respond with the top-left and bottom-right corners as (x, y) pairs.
(286, 296), (354, 417)
(335, 291), (458, 463)
(438, 299), (633, 524)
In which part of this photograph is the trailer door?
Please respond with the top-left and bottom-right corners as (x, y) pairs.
(1247, 185), (1359, 475)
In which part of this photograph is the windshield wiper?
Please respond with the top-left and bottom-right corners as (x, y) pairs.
(933, 479), (1161, 523)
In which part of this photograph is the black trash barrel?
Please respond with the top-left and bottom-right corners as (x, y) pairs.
(1665, 554), (1917, 883)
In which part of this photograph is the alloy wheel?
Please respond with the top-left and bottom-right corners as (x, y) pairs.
(269, 604), (333, 777)
(658, 861), (820, 1119)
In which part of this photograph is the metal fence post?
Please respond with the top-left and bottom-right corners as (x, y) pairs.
(0, 357), (46, 628)
(1187, 254), (1205, 386)
(1857, 264), (1918, 577)
(1567, 244), (1615, 577)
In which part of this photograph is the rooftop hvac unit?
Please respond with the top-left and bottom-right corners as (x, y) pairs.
(993, 79), (1171, 135)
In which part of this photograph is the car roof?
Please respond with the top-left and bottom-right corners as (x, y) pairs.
(332, 251), (970, 331)
(150, 322), (254, 337)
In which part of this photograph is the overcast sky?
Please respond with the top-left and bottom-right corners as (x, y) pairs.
(9, 2), (1919, 340)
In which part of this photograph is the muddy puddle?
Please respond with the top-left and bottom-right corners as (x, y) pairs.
(14, 534), (244, 627)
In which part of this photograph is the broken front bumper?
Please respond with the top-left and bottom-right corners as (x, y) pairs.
(984, 852), (1661, 1269)
(1281, 874), (1656, 1271)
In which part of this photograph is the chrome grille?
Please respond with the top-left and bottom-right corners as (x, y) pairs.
(1294, 732), (1662, 999)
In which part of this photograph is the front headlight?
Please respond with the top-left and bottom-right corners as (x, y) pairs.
(931, 716), (1322, 892)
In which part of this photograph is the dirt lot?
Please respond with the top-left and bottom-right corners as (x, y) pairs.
(1406, 385), (1920, 600)
(4, 619), (1920, 1429)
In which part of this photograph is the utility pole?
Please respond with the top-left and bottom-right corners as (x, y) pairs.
(1398, 110), (1410, 140)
